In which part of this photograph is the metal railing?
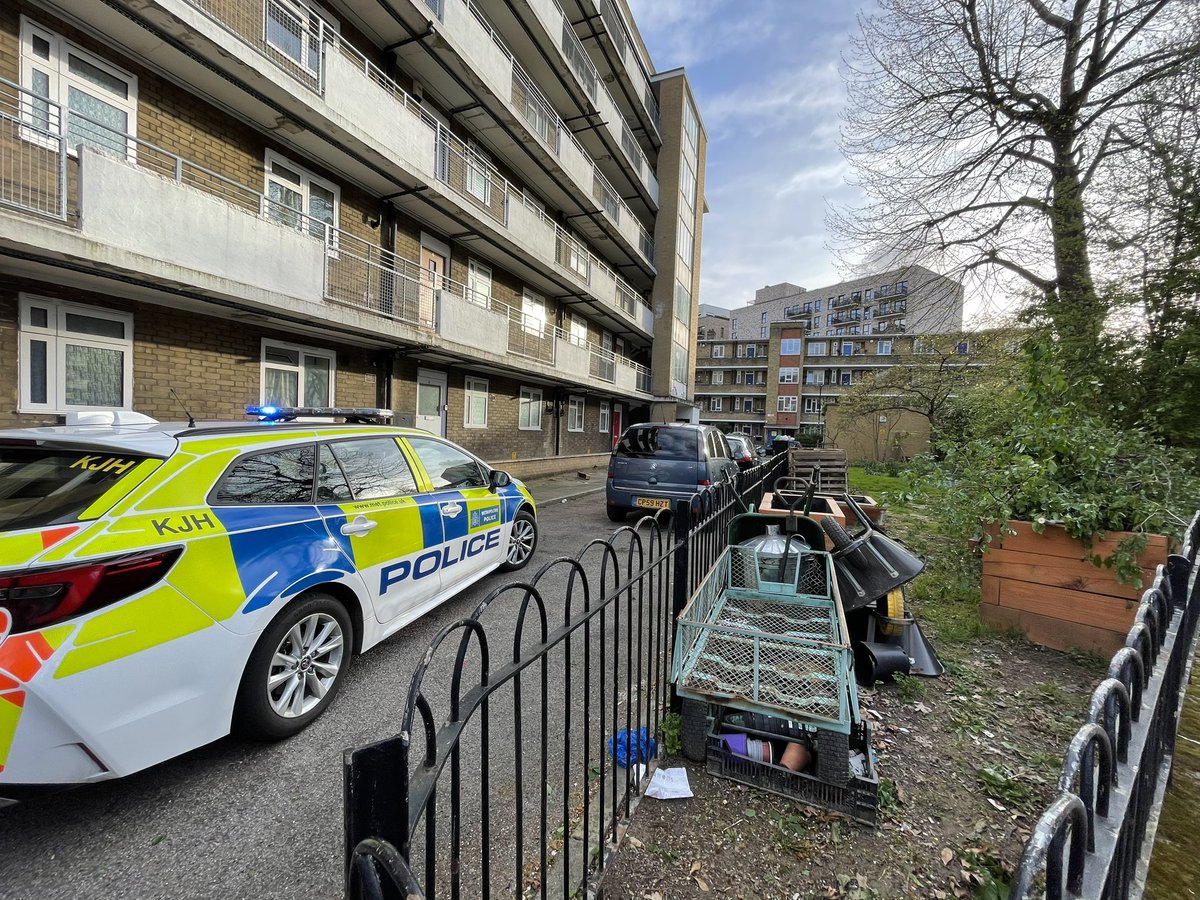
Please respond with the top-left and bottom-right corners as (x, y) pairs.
(1010, 512), (1200, 899)
(0, 76), (653, 343)
(598, 0), (661, 134)
(344, 456), (788, 900)
(179, 0), (656, 266)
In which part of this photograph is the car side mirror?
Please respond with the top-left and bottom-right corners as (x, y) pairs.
(488, 469), (512, 492)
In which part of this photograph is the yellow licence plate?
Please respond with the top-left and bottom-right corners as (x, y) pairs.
(635, 497), (671, 509)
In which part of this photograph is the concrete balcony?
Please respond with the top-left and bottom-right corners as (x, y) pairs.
(694, 383), (768, 395)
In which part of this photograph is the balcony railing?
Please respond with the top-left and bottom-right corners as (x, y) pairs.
(178, 0), (656, 267)
(0, 79), (652, 392)
(599, 0), (660, 132)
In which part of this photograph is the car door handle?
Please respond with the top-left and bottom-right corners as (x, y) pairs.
(340, 515), (378, 537)
(441, 502), (463, 518)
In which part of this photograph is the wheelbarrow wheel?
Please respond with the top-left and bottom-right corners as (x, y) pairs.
(821, 516), (854, 551)
(816, 729), (851, 784)
(680, 699), (709, 762)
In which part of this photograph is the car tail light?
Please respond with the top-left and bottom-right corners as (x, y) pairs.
(0, 549), (182, 634)
(697, 479), (711, 486)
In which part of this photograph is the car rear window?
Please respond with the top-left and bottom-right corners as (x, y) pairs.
(615, 427), (699, 460)
(0, 445), (154, 531)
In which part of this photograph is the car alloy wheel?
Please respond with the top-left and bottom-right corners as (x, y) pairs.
(501, 509), (538, 571)
(267, 611), (345, 718)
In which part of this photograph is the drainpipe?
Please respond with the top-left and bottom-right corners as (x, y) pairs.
(554, 388), (562, 458)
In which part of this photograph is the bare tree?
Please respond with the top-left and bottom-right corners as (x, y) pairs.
(833, 329), (1019, 442)
(833, 0), (1199, 369)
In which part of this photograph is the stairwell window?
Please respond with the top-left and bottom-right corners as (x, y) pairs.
(261, 339), (335, 407)
(264, 0), (328, 76)
(18, 295), (133, 413)
(777, 396), (798, 413)
(20, 18), (138, 160)
(264, 151), (339, 246)
(779, 367), (799, 384)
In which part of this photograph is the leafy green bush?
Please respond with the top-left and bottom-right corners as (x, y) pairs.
(909, 342), (1200, 585)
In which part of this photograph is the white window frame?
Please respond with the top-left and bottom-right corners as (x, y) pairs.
(20, 18), (138, 161)
(877, 340), (893, 355)
(680, 157), (697, 210)
(567, 395), (585, 432)
(598, 400), (610, 433)
(779, 367), (799, 384)
(711, 345), (725, 359)
(683, 98), (699, 151)
(743, 399), (753, 413)
(264, 150), (340, 247)
(18, 294), (134, 414)
(263, 0), (331, 76)
(519, 386), (543, 430)
(567, 312), (588, 347)
(780, 339), (801, 355)
(260, 339), (336, 407)
(464, 375), (489, 428)
(712, 370), (724, 385)
(710, 397), (723, 412)
(521, 289), (547, 336)
(777, 396), (798, 413)
(807, 341), (827, 356)
(464, 140), (493, 206)
(677, 217), (694, 267)
(803, 397), (821, 414)
(467, 260), (492, 307)
(841, 342), (854, 357)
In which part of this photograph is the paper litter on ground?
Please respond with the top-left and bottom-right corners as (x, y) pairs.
(644, 767), (693, 799)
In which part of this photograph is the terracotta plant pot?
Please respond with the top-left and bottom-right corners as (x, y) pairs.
(780, 741), (811, 772)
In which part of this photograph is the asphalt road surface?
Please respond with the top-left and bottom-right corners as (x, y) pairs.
(0, 482), (670, 900)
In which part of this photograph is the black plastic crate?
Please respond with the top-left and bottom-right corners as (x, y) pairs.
(705, 716), (879, 826)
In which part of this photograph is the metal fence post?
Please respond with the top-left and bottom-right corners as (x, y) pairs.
(669, 498), (691, 712)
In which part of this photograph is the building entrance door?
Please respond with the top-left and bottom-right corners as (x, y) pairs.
(416, 369), (447, 436)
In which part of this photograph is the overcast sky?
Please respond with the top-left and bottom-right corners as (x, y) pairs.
(628, 0), (869, 314)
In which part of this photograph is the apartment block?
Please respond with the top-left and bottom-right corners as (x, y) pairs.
(0, 0), (704, 468)
(696, 267), (965, 456)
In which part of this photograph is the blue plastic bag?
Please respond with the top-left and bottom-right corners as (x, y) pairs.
(607, 727), (656, 768)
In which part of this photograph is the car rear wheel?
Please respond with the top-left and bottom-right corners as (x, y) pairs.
(606, 507), (627, 522)
(234, 592), (353, 740)
(500, 508), (538, 571)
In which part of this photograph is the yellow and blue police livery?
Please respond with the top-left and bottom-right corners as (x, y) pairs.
(0, 407), (537, 788)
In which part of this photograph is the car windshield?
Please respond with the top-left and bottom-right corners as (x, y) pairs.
(614, 427), (698, 459)
(0, 445), (154, 532)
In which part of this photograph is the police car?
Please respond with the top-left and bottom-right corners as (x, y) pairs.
(0, 407), (538, 788)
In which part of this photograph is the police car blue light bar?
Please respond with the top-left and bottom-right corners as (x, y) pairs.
(244, 406), (394, 422)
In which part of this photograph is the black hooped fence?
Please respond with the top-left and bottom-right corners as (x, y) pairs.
(344, 454), (787, 900)
(1010, 510), (1200, 899)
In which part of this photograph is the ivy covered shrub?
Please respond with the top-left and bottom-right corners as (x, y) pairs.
(908, 342), (1200, 586)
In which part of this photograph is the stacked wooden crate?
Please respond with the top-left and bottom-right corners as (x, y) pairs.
(787, 449), (848, 493)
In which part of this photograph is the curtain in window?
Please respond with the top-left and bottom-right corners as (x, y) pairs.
(63, 345), (122, 406)
(265, 367), (299, 406)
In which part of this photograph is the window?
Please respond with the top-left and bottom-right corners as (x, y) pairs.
(760, 325), (769, 339)
(671, 343), (688, 385)
(850, 291), (861, 302)
(803, 397), (822, 414)
(680, 158), (697, 210)
(0, 446), (154, 531)
(464, 376), (488, 428)
(957, 341), (970, 355)
(598, 401), (610, 433)
(521, 289), (547, 335)
(567, 395), (585, 432)
(710, 397), (722, 411)
(877, 340), (893, 355)
(841, 372), (852, 385)
(265, 151), (338, 244)
(264, 0), (326, 75)
(18, 296), (132, 413)
(805, 370), (820, 385)
(677, 217), (694, 266)
(20, 19), (138, 159)
(675, 280), (691, 325)
(806, 341), (826, 357)
(464, 141), (492, 205)
(320, 438), (417, 501)
(914, 338), (936, 354)
(895, 280), (909, 294)
(712, 370), (724, 385)
(467, 260), (492, 307)
(683, 98), (699, 151)
(864, 288), (874, 302)
(567, 313), (588, 347)
(261, 339), (334, 407)
(712, 345), (725, 358)
(777, 396), (798, 413)
(779, 367), (799, 384)
(214, 445), (315, 505)
(407, 438), (488, 490)
(780, 339), (801, 355)
(519, 386), (543, 430)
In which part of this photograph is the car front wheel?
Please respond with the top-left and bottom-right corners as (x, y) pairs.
(234, 592), (353, 740)
(500, 508), (538, 571)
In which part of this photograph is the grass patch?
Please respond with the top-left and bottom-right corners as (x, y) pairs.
(848, 467), (908, 499)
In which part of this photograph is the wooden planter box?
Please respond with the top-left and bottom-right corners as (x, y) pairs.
(979, 521), (1169, 655)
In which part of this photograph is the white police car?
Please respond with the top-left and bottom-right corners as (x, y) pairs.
(0, 407), (537, 786)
